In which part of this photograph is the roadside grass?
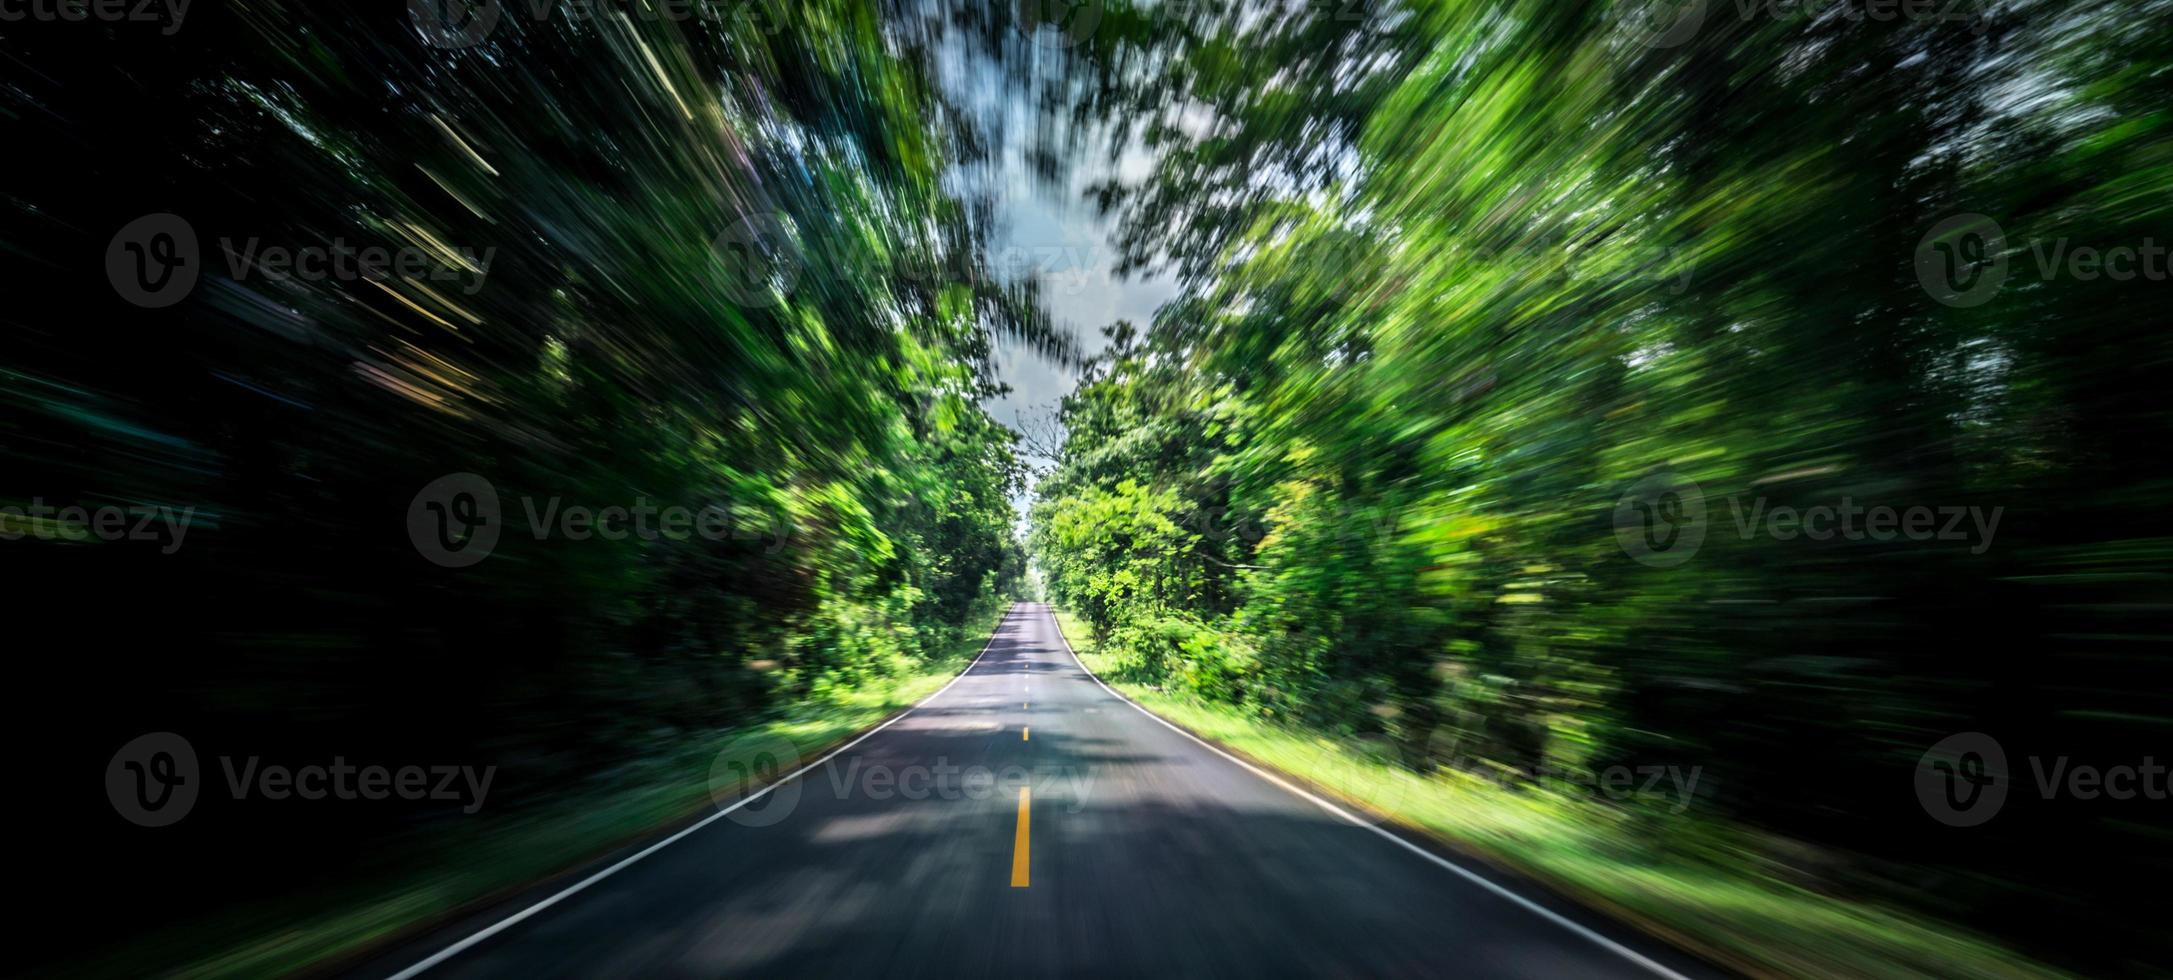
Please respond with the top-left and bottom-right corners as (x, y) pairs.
(92, 602), (1012, 980)
(1050, 608), (2063, 980)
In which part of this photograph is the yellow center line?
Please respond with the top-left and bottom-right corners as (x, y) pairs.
(1010, 787), (1031, 887)
(1022, 726), (1030, 741)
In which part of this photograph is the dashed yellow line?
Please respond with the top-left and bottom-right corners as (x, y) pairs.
(1010, 787), (1031, 887)
(1022, 726), (1030, 741)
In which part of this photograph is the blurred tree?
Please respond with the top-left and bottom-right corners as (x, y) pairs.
(1032, 0), (2173, 969)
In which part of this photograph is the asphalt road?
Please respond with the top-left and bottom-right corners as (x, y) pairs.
(372, 602), (1719, 979)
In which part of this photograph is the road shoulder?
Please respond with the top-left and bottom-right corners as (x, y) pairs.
(307, 601), (1020, 979)
(1044, 606), (2057, 980)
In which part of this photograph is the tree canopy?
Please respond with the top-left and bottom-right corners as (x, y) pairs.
(1031, 0), (2173, 969)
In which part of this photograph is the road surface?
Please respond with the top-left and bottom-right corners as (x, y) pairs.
(371, 602), (1717, 979)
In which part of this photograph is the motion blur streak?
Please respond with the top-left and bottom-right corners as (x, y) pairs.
(3, 0), (2170, 976)
(1032, 0), (2172, 975)
(6, 1), (1065, 975)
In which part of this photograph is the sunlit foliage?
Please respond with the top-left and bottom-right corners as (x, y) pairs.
(1034, 0), (2173, 969)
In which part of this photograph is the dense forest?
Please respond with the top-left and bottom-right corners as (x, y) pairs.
(1030, 0), (2172, 971)
(5, 0), (2171, 974)
(5, 1), (1066, 971)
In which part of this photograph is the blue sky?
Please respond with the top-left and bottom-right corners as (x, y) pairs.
(984, 148), (1178, 521)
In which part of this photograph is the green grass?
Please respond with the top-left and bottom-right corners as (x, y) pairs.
(90, 602), (1012, 980)
(1049, 608), (2064, 980)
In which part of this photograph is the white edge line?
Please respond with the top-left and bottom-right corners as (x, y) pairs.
(1042, 603), (1694, 980)
(384, 603), (1019, 980)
